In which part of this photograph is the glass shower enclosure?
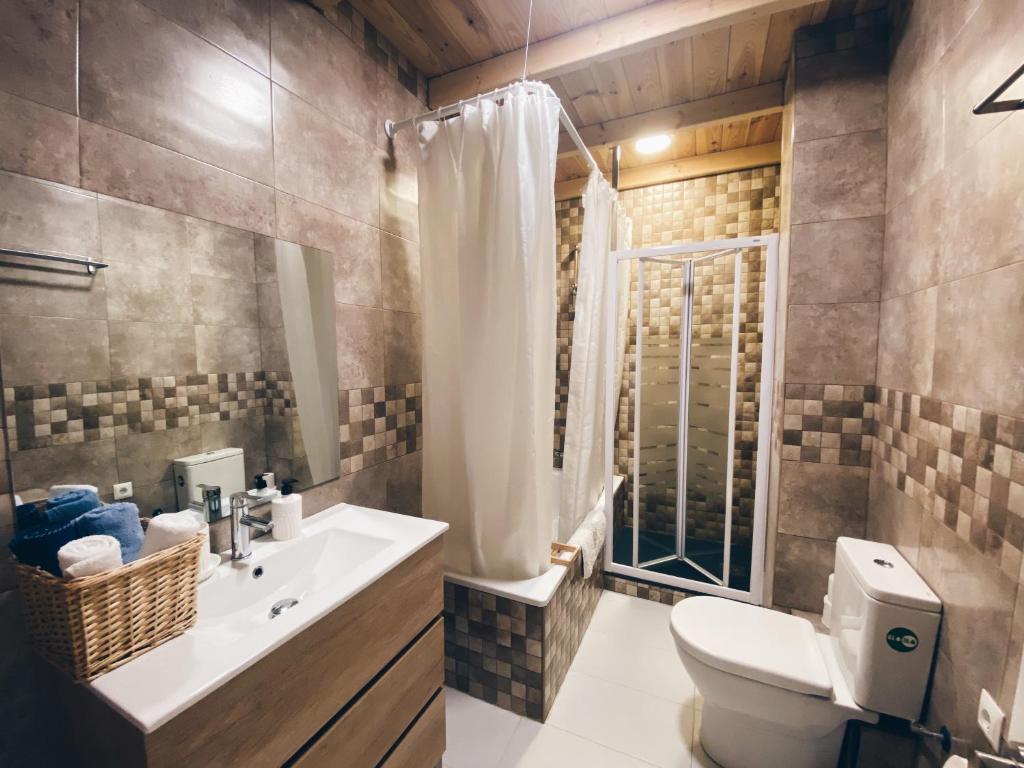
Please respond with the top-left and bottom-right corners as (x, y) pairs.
(604, 235), (778, 604)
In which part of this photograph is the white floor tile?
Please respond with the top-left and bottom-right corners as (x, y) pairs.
(444, 687), (523, 768)
(588, 591), (678, 654)
(498, 719), (658, 768)
(573, 623), (696, 706)
(545, 669), (696, 768)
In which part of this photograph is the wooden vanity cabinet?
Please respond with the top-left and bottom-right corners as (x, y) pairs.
(56, 538), (446, 768)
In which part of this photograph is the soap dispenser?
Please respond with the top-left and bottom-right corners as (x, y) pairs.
(270, 479), (302, 541)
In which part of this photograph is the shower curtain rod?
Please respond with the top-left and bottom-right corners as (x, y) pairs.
(383, 81), (600, 175)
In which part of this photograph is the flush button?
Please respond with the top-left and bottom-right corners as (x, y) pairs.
(873, 558), (894, 568)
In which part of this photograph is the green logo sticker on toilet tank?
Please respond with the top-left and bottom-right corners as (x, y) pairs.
(886, 627), (919, 652)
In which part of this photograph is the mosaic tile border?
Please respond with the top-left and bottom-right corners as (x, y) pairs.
(339, 384), (422, 475)
(782, 383), (875, 466)
(309, 1), (427, 101)
(5, 372), (283, 450)
(873, 387), (1024, 581)
(603, 572), (690, 606)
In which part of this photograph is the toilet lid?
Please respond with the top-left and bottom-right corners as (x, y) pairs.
(670, 596), (833, 698)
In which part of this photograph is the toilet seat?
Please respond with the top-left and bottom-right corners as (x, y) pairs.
(670, 596), (833, 698)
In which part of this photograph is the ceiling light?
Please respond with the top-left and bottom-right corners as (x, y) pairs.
(634, 134), (671, 154)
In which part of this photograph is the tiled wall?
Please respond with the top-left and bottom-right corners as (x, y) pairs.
(770, 10), (888, 613)
(0, 2), (424, 765)
(867, 0), (1024, 761)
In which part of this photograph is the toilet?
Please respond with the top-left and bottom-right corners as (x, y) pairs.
(670, 537), (942, 768)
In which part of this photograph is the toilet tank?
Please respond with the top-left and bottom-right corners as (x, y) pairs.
(173, 448), (245, 513)
(829, 537), (941, 721)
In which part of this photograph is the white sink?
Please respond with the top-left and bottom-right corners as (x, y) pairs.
(89, 504), (447, 733)
(197, 527), (391, 634)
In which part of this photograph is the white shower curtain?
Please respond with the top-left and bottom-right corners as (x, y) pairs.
(418, 82), (560, 580)
(559, 172), (620, 540)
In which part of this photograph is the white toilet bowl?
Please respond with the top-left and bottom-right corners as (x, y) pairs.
(670, 597), (877, 768)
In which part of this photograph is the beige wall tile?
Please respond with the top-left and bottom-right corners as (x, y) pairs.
(98, 197), (193, 324)
(939, 113), (1024, 284)
(195, 325), (261, 372)
(191, 276), (258, 328)
(881, 177), (944, 298)
(0, 172), (100, 258)
(335, 304), (384, 389)
(788, 216), (883, 304)
(886, 72), (943, 210)
(139, 0), (270, 75)
(131, 480), (177, 517)
(108, 321), (196, 378)
(269, 0), (378, 143)
(80, 120), (276, 235)
(0, 90), (79, 186)
(772, 533), (835, 612)
(791, 130), (887, 225)
(384, 310), (421, 385)
(385, 451), (422, 517)
(381, 233), (421, 313)
(876, 287), (936, 395)
(0, 0), (78, 113)
(259, 324), (289, 371)
(867, 465), (924, 567)
(378, 78), (422, 243)
(785, 302), (879, 384)
(777, 461), (869, 540)
(933, 262), (1024, 419)
(793, 46), (887, 143)
(11, 439), (117, 494)
(0, 316), (110, 385)
(256, 281), (283, 329)
(0, 173), (105, 320)
(115, 426), (203, 487)
(80, 0), (273, 184)
(272, 85), (380, 227)
(916, 513), (1017, 746)
(275, 191), (381, 308)
(187, 218), (255, 282)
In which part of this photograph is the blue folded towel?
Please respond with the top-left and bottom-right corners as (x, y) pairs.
(9, 502), (145, 576)
(16, 502), (45, 529)
(45, 489), (103, 525)
(74, 503), (145, 564)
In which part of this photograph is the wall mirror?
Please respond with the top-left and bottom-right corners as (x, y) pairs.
(0, 184), (340, 520)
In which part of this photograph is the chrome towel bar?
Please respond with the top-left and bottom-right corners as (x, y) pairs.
(0, 247), (108, 275)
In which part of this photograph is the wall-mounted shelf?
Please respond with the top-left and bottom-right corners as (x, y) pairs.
(0, 247), (109, 275)
(973, 61), (1024, 115)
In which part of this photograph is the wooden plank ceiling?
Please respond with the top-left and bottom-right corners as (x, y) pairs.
(358, 0), (886, 189)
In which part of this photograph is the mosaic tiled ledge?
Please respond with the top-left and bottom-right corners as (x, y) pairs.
(443, 554), (604, 722)
(4, 372), (293, 451)
(873, 386), (1024, 580)
(603, 572), (691, 606)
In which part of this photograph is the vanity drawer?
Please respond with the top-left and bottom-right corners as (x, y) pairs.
(292, 618), (443, 768)
(381, 690), (446, 768)
(145, 538), (443, 768)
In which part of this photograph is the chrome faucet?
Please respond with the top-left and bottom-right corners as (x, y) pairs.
(229, 491), (274, 561)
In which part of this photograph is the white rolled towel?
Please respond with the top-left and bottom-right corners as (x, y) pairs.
(568, 503), (608, 579)
(139, 513), (202, 558)
(58, 535), (123, 580)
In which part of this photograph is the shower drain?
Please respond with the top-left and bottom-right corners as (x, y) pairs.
(269, 598), (300, 619)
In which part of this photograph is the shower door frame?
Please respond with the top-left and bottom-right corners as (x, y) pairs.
(603, 234), (779, 606)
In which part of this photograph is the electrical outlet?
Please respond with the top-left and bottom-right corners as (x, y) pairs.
(978, 688), (1005, 750)
(113, 481), (133, 500)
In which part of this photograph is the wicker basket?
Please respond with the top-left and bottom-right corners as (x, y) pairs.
(14, 533), (203, 681)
